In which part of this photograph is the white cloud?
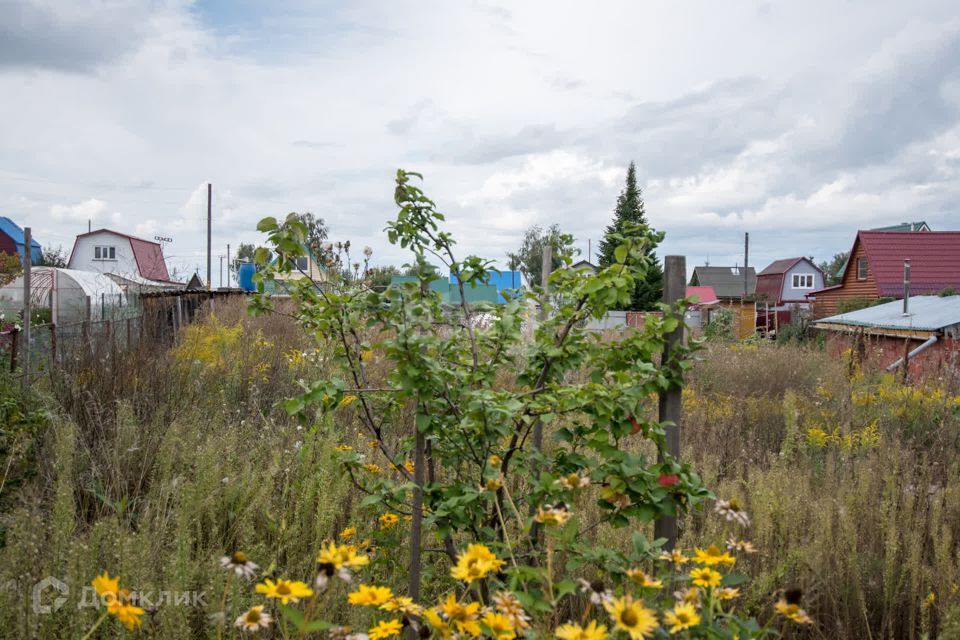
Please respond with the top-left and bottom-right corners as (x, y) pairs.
(49, 198), (107, 222)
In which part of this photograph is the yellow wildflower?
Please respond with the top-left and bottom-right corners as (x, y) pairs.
(482, 611), (516, 640)
(774, 599), (814, 624)
(255, 579), (313, 605)
(535, 505), (572, 526)
(451, 543), (505, 582)
(626, 569), (663, 589)
(340, 527), (357, 540)
(381, 596), (422, 616)
(441, 594), (481, 636)
(689, 567), (722, 589)
(693, 545), (736, 567)
(659, 549), (689, 565)
(603, 595), (658, 640)
(664, 602), (700, 634)
(347, 584), (394, 607)
(555, 620), (608, 640)
(379, 513), (399, 530)
(717, 587), (741, 601)
(91, 572), (120, 599)
(423, 608), (453, 639)
(369, 619), (403, 640)
(364, 463), (383, 475)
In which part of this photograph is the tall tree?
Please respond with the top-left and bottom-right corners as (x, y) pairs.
(292, 212), (329, 257)
(507, 224), (575, 287)
(598, 162), (663, 310)
(818, 251), (849, 286)
(36, 245), (68, 268)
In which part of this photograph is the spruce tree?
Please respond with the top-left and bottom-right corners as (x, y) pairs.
(598, 162), (663, 310)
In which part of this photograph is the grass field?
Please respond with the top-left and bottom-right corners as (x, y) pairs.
(0, 300), (958, 638)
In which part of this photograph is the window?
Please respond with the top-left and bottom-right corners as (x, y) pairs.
(94, 246), (116, 260)
(792, 273), (814, 289)
(294, 256), (309, 271)
(857, 257), (868, 280)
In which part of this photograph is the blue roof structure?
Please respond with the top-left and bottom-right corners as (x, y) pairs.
(0, 216), (42, 264)
(814, 295), (960, 333)
(392, 269), (524, 304)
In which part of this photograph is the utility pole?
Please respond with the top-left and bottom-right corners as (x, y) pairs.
(22, 228), (31, 392)
(207, 183), (212, 290)
(743, 232), (749, 298)
(654, 255), (686, 550)
(219, 255), (224, 288)
(226, 244), (231, 288)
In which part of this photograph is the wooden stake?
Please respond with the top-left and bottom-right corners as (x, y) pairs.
(21, 227), (31, 392)
(655, 255), (685, 550)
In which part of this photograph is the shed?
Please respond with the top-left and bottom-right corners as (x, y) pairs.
(813, 295), (960, 377)
(0, 217), (42, 264)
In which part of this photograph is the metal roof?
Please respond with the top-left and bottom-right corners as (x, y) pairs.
(690, 266), (756, 298)
(814, 295), (960, 332)
(0, 216), (42, 250)
(871, 221), (930, 232)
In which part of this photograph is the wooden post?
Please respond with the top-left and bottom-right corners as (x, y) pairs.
(655, 255), (685, 550)
(126, 317), (132, 350)
(21, 228), (31, 391)
(50, 324), (57, 368)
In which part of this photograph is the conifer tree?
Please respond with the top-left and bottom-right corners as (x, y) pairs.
(598, 162), (663, 310)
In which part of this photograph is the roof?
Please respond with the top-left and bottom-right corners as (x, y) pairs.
(872, 221), (930, 232)
(685, 286), (719, 305)
(755, 257), (823, 304)
(759, 257), (805, 276)
(571, 259), (598, 271)
(859, 231), (960, 297)
(0, 217), (42, 250)
(814, 295), (960, 333)
(690, 266), (756, 298)
(73, 229), (171, 281)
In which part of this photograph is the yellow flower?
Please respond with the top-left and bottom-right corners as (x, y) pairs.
(451, 543), (506, 582)
(381, 596), (422, 616)
(603, 595), (658, 640)
(364, 463), (383, 475)
(369, 619), (403, 640)
(774, 599), (814, 624)
(923, 591), (936, 609)
(235, 605), (273, 632)
(336, 444), (353, 452)
(534, 505), (572, 526)
(482, 611), (516, 640)
(348, 584), (394, 607)
(368, 439), (380, 449)
(626, 569), (663, 589)
(689, 567), (722, 589)
(555, 620), (609, 640)
(673, 587), (700, 606)
(441, 593), (481, 636)
(423, 608), (454, 639)
(255, 579), (314, 605)
(340, 527), (357, 540)
(488, 454), (502, 467)
(717, 587), (741, 601)
(112, 601), (145, 630)
(659, 549), (689, 565)
(379, 513), (400, 530)
(492, 591), (531, 631)
(403, 460), (416, 474)
(484, 476), (504, 491)
(664, 602), (700, 634)
(91, 572), (120, 599)
(693, 545), (736, 567)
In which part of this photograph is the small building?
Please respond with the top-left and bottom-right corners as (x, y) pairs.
(68, 229), (174, 283)
(1, 267), (128, 324)
(689, 266), (757, 339)
(0, 217), (42, 264)
(809, 231), (960, 319)
(270, 245), (329, 284)
(756, 257), (825, 310)
(390, 269), (523, 305)
(570, 259), (598, 274)
(813, 295), (960, 378)
(872, 221), (931, 232)
(684, 285), (720, 331)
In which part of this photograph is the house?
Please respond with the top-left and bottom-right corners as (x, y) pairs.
(813, 295), (960, 378)
(689, 266), (757, 339)
(809, 231), (960, 319)
(390, 269), (523, 305)
(271, 245), (328, 284)
(570, 259), (598, 274)
(68, 229), (173, 283)
(872, 221), (931, 232)
(0, 217), (42, 264)
(756, 257), (825, 310)
(684, 285), (720, 331)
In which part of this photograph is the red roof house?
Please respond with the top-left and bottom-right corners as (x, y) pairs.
(810, 231), (960, 319)
(68, 229), (173, 282)
(685, 285), (719, 307)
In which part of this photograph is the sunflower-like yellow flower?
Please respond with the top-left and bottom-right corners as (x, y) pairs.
(534, 505), (572, 526)
(369, 619), (403, 640)
(347, 584), (394, 607)
(403, 460), (415, 474)
(482, 611), (516, 640)
(659, 549), (689, 565)
(603, 595), (658, 640)
(555, 620), (609, 640)
(380, 596), (422, 616)
(317, 541), (370, 570)
(717, 587), (741, 601)
(441, 593), (481, 636)
(340, 527), (357, 540)
(379, 513), (400, 530)
(774, 599), (814, 624)
(626, 569), (663, 589)
(105, 589), (144, 630)
(689, 567), (722, 589)
(664, 602), (700, 634)
(255, 579), (314, 605)
(336, 444), (353, 452)
(91, 572), (120, 599)
(451, 543), (505, 582)
(364, 463), (383, 475)
(692, 545), (736, 567)
(423, 608), (454, 639)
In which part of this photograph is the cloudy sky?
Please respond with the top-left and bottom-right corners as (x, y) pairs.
(3, 0), (960, 282)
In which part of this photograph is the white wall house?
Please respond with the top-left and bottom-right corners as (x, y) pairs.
(68, 229), (173, 283)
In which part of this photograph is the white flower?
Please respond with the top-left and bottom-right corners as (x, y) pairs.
(235, 605), (272, 632)
(220, 552), (259, 578)
(714, 498), (751, 528)
(363, 246), (373, 258)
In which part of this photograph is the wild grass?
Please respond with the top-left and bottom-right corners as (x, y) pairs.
(0, 308), (958, 638)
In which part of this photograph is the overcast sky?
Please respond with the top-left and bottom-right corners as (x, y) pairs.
(2, 1), (960, 282)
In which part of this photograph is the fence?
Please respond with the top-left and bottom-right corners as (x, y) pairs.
(0, 290), (248, 382)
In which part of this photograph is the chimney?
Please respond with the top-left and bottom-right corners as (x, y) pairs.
(902, 259), (910, 316)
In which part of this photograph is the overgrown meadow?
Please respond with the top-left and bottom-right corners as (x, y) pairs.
(0, 177), (958, 640)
